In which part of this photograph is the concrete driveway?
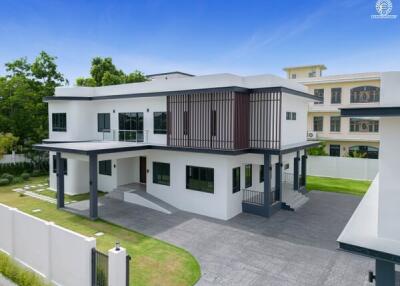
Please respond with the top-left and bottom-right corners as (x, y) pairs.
(68, 191), (373, 286)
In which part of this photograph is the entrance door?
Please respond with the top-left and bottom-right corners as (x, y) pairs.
(140, 157), (147, 184)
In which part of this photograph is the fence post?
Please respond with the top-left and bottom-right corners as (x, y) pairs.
(108, 246), (127, 286)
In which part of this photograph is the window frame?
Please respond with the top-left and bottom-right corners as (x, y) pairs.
(259, 165), (264, 183)
(98, 160), (112, 176)
(152, 161), (170, 186)
(153, 112), (167, 135)
(331, 88), (342, 104)
(329, 144), (341, 157)
(52, 113), (67, 132)
(314, 89), (324, 104)
(52, 155), (67, 175)
(97, 113), (110, 133)
(232, 167), (241, 193)
(313, 116), (323, 132)
(186, 165), (214, 193)
(330, 116), (341, 132)
(245, 164), (252, 188)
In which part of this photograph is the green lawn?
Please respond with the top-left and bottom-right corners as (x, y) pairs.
(0, 176), (201, 286)
(29, 187), (105, 202)
(306, 176), (371, 196)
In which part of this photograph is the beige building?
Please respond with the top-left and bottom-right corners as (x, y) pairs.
(284, 65), (380, 158)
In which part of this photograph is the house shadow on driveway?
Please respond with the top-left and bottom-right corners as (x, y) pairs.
(66, 191), (373, 286)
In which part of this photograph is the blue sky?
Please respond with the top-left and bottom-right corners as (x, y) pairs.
(1, 0), (399, 83)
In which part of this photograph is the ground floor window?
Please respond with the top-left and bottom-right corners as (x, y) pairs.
(186, 166), (214, 193)
(245, 164), (252, 188)
(260, 165), (264, 183)
(232, 167), (240, 193)
(153, 162), (170, 186)
(52, 155), (67, 175)
(99, 160), (112, 176)
(349, 145), (379, 159)
(329, 144), (341, 157)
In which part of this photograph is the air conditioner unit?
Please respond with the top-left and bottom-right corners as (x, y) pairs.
(307, 131), (317, 140)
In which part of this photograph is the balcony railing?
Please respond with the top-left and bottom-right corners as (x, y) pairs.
(101, 129), (149, 143)
(243, 189), (264, 205)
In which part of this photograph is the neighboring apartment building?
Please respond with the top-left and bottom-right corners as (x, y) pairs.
(338, 72), (400, 286)
(284, 65), (380, 158)
(35, 73), (319, 220)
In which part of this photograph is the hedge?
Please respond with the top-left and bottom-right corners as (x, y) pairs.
(0, 162), (48, 176)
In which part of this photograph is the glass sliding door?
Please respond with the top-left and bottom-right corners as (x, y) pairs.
(118, 112), (144, 142)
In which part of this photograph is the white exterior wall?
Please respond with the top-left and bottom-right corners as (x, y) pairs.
(281, 93), (308, 146)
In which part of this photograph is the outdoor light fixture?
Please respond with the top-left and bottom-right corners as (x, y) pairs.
(115, 241), (120, 251)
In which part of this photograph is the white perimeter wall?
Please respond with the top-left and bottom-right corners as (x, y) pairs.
(0, 203), (95, 286)
(307, 156), (378, 181)
(0, 154), (29, 164)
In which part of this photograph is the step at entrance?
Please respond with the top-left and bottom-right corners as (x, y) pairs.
(282, 189), (309, 211)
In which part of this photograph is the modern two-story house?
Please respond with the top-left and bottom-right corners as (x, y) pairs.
(35, 73), (320, 220)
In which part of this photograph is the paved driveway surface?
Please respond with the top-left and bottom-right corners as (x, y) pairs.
(68, 191), (373, 286)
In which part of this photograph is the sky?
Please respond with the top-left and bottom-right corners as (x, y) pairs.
(1, 0), (400, 84)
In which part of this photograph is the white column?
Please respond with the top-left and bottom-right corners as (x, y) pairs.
(108, 246), (127, 286)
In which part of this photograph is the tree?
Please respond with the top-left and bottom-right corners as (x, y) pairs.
(307, 142), (328, 156)
(0, 133), (19, 159)
(76, 57), (147, 87)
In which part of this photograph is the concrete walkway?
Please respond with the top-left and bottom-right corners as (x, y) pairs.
(67, 191), (374, 286)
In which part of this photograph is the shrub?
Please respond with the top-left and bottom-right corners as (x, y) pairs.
(21, 173), (30, 181)
(1, 173), (14, 182)
(0, 161), (49, 176)
(0, 178), (10, 186)
(31, 170), (41, 177)
(12, 176), (24, 184)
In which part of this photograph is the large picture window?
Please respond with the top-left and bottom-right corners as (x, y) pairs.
(350, 118), (379, 133)
(98, 113), (110, 132)
(331, 88), (342, 104)
(99, 160), (112, 176)
(245, 164), (252, 188)
(350, 86), (380, 103)
(232, 167), (240, 193)
(330, 116), (341, 132)
(154, 112), (167, 134)
(52, 155), (67, 175)
(314, 89), (324, 104)
(313, 116), (323, 132)
(186, 166), (214, 193)
(118, 112), (144, 141)
(153, 162), (170, 186)
(52, 113), (66, 132)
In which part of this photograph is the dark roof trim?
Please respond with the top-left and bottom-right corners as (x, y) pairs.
(339, 242), (400, 264)
(340, 106), (400, 117)
(44, 86), (318, 102)
(146, 71), (194, 77)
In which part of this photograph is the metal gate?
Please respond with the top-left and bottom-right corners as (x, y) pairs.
(92, 248), (109, 286)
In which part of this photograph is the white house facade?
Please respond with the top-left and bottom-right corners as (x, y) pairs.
(35, 73), (320, 220)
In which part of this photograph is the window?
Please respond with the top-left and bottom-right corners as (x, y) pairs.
(153, 162), (170, 186)
(330, 145), (340, 157)
(99, 160), (112, 176)
(52, 113), (66, 132)
(313, 116), (323, 132)
(186, 166), (214, 193)
(330, 116), (341, 132)
(98, 113), (110, 132)
(350, 86), (380, 103)
(153, 112), (167, 134)
(291, 74), (297, 79)
(118, 112), (144, 141)
(232, 167), (240, 193)
(314, 89), (324, 104)
(260, 165), (264, 183)
(245, 164), (252, 188)
(52, 155), (67, 175)
(309, 71), (316, 78)
(349, 146), (379, 159)
(286, 112), (296, 120)
(350, 118), (379, 133)
(331, 88), (342, 104)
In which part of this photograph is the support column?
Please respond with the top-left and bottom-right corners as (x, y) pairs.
(89, 153), (98, 220)
(263, 153), (271, 216)
(274, 155), (282, 202)
(301, 153), (307, 187)
(293, 151), (300, 190)
(56, 152), (64, 209)
(376, 259), (395, 286)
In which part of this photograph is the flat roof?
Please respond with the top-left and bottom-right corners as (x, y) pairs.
(296, 72), (380, 84)
(341, 106), (400, 117)
(283, 64), (327, 71)
(146, 71), (194, 77)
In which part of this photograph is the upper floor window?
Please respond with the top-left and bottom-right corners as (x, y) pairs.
(314, 89), (324, 104)
(154, 112), (167, 134)
(350, 118), (379, 133)
(52, 113), (66, 132)
(99, 160), (112, 176)
(313, 116), (323, 132)
(153, 161), (170, 186)
(330, 116), (341, 132)
(232, 167), (240, 193)
(350, 86), (380, 103)
(118, 112), (144, 141)
(331, 88), (342, 104)
(186, 166), (214, 193)
(286, 112), (296, 120)
(291, 74), (297, 79)
(309, 71), (316, 78)
(52, 155), (67, 175)
(98, 113), (110, 133)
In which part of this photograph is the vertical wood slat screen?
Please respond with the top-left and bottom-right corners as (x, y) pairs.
(249, 89), (282, 149)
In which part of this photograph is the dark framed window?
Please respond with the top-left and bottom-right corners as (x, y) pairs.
(186, 166), (214, 193)
(232, 167), (240, 193)
(350, 86), (380, 103)
(52, 155), (67, 175)
(153, 162), (170, 186)
(154, 112), (167, 134)
(291, 74), (297, 79)
(349, 145), (379, 159)
(52, 113), (66, 132)
(313, 116), (323, 132)
(98, 113), (110, 132)
(118, 112), (144, 141)
(330, 145), (340, 157)
(245, 164), (252, 188)
(314, 89), (324, 104)
(260, 165), (264, 183)
(350, 118), (379, 133)
(99, 160), (112, 176)
(286, 112), (297, 120)
(331, 88), (342, 104)
(330, 116), (341, 132)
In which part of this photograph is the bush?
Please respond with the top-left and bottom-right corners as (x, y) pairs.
(12, 177), (24, 184)
(0, 178), (10, 186)
(1, 173), (14, 182)
(0, 161), (49, 176)
(21, 173), (30, 181)
(31, 170), (41, 177)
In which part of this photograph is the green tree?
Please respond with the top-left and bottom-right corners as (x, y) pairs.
(0, 133), (19, 159)
(76, 57), (147, 86)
